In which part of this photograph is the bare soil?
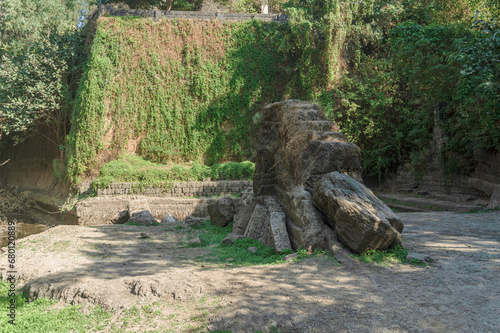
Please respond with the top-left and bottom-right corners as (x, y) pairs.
(1, 211), (499, 333)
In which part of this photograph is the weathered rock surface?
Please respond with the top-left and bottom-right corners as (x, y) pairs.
(161, 214), (178, 224)
(268, 211), (292, 253)
(313, 172), (403, 253)
(468, 177), (497, 196)
(127, 199), (157, 225)
(110, 210), (129, 224)
(244, 204), (269, 241)
(488, 185), (500, 209)
(221, 233), (245, 245)
(208, 196), (235, 227)
(242, 199), (292, 253)
(235, 100), (402, 255)
(232, 189), (256, 235)
(277, 186), (325, 250)
(253, 100), (362, 196)
(247, 247), (257, 254)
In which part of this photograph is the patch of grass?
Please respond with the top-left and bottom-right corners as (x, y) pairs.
(0, 281), (112, 332)
(186, 221), (334, 267)
(351, 245), (431, 267)
(124, 220), (161, 226)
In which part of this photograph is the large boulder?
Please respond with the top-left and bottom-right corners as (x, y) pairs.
(313, 172), (403, 253)
(127, 199), (157, 226)
(277, 186), (326, 250)
(232, 100), (403, 258)
(251, 100), (364, 252)
(208, 196), (236, 227)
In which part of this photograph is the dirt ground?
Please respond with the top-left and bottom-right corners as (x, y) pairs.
(1, 211), (499, 333)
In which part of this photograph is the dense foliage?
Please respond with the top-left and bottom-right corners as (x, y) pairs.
(0, 0), (86, 148)
(286, 0), (500, 178)
(1, 0), (498, 185)
(65, 18), (296, 183)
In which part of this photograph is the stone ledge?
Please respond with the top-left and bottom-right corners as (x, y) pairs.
(99, 4), (287, 23)
(96, 180), (252, 198)
(75, 195), (241, 225)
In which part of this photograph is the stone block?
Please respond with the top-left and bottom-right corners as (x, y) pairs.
(269, 211), (292, 252)
(488, 185), (500, 209)
(313, 172), (403, 253)
(244, 204), (268, 240)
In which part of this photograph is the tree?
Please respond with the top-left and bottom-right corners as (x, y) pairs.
(0, 0), (83, 50)
(0, 0), (85, 146)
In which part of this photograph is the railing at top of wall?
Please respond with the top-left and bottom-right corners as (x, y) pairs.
(98, 4), (288, 23)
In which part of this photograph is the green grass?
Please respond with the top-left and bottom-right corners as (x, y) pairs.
(187, 221), (333, 267)
(351, 245), (432, 267)
(123, 220), (161, 226)
(93, 155), (255, 190)
(0, 281), (112, 332)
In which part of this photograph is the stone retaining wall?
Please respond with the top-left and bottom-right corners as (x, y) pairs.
(98, 4), (287, 22)
(76, 196), (241, 225)
(394, 171), (485, 197)
(96, 180), (252, 197)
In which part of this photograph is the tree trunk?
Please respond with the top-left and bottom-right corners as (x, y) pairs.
(165, 0), (174, 11)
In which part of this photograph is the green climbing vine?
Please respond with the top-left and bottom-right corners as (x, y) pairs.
(64, 0), (499, 185)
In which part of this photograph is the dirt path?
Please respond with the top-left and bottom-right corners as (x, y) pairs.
(1, 211), (499, 332)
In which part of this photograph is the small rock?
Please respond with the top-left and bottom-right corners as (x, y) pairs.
(247, 247), (258, 254)
(406, 252), (432, 262)
(185, 215), (208, 226)
(189, 236), (201, 244)
(221, 233), (245, 245)
(284, 253), (298, 261)
(225, 263), (233, 267)
(128, 199), (157, 226)
(208, 197), (236, 227)
(161, 214), (178, 224)
(488, 185), (500, 209)
(139, 233), (150, 239)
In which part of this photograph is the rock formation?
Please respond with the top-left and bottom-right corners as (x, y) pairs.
(127, 199), (158, 225)
(208, 196), (236, 227)
(236, 100), (403, 254)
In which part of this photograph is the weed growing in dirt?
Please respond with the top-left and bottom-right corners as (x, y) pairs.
(351, 245), (431, 267)
(0, 281), (111, 332)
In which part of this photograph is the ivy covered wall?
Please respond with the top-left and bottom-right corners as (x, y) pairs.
(65, 0), (499, 185)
